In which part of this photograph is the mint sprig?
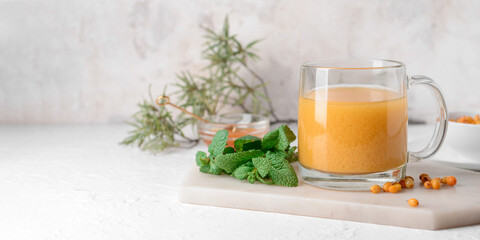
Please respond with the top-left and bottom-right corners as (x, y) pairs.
(195, 125), (299, 187)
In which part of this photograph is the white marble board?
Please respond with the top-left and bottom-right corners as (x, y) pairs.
(179, 161), (480, 230)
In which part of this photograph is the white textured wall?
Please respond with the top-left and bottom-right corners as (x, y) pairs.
(1, 0), (479, 123)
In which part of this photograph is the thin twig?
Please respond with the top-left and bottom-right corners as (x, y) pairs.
(239, 103), (249, 113)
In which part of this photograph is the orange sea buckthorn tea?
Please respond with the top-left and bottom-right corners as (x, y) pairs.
(298, 86), (408, 174)
(298, 60), (448, 190)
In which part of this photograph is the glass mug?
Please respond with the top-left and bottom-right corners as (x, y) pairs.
(298, 59), (447, 190)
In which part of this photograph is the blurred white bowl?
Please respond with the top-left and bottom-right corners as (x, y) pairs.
(444, 110), (480, 161)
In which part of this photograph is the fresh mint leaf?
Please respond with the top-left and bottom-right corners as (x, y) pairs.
(199, 164), (210, 173)
(280, 125), (296, 144)
(285, 146), (298, 162)
(215, 149), (263, 173)
(266, 151), (298, 187)
(252, 157), (271, 178)
(234, 135), (261, 152)
(243, 161), (254, 168)
(269, 164), (298, 187)
(195, 151), (209, 166)
(232, 163), (254, 180)
(267, 150), (288, 169)
(247, 172), (256, 183)
(236, 135), (261, 141)
(223, 147), (235, 154)
(262, 125), (296, 151)
(208, 129), (229, 157)
(255, 171), (274, 185)
(242, 140), (262, 152)
(261, 128), (279, 150)
(198, 156), (223, 175)
(208, 160), (223, 175)
(196, 124), (299, 187)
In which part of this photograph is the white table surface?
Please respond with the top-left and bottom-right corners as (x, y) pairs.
(1, 124), (479, 240)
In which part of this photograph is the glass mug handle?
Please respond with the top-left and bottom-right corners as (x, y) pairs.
(408, 75), (448, 162)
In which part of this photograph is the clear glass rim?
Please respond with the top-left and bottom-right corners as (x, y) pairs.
(197, 113), (270, 128)
(301, 59), (404, 70)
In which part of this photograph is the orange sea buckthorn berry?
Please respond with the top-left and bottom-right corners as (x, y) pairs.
(393, 183), (402, 192)
(388, 185), (399, 193)
(424, 181), (432, 189)
(419, 173), (431, 183)
(399, 179), (406, 188)
(370, 185), (382, 194)
(441, 177), (447, 184)
(406, 176), (414, 182)
(408, 198), (419, 207)
(457, 116), (475, 124)
(383, 182), (393, 192)
(446, 176), (457, 186)
(474, 114), (480, 124)
(405, 178), (414, 189)
(431, 178), (441, 190)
